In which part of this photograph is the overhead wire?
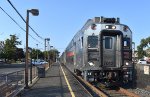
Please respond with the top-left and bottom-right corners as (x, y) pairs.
(0, 6), (43, 45)
(7, 0), (44, 40)
(0, 6), (26, 32)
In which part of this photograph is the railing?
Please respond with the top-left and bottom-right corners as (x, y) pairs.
(29, 65), (38, 84)
(0, 66), (38, 97)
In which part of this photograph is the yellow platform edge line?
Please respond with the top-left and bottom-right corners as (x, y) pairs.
(60, 65), (75, 97)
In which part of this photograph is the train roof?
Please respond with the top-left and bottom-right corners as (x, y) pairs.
(65, 16), (132, 51)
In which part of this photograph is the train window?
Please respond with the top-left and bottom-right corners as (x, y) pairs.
(124, 41), (127, 46)
(123, 38), (130, 49)
(105, 37), (112, 49)
(88, 36), (98, 48)
(81, 37), (83, 48)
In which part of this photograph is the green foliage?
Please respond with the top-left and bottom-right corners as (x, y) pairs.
(16, 48), (25, 60)
(147, 48), (150, 57)
(3, 34), (22, 61)
(137, 37), (150, 59)
(49, 49), (59, 62)
(0, 52), (6, 59)
(30, 49), (37, 59)
(0, 34), (61, 63)
(30, 48), (60, 61)
(30, 49), (44, 59)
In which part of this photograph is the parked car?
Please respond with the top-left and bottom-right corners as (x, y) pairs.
(40, 60), (48, 64)
(137, 59), (147, 64)
(0, 60), (4, 64)
(32, 59), (48, 66)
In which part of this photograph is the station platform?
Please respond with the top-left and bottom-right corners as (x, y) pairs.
(21, 62), (92, 97)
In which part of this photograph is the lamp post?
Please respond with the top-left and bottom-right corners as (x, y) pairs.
(25, 9), (39, 89)
(44, 38), (50, 61)
(47, 38), (50, 66)
(36, 44), (38, 60)
(44, 39), (46, 61)
(28, 48), (32, 84)
(50, 46), (53, 64)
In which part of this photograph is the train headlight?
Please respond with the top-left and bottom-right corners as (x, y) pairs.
(112, 25), (116, 29)
(105, 25), (109, 29)
(105, 25), (116, 29)
(125, 62), (129, 65)
(88, 61), (95, 66)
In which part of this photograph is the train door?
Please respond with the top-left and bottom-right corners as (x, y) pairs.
(103, 36), (115, 67)
(101, 30), (123, 68)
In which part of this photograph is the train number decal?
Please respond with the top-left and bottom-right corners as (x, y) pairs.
(104, 61), (113, 66)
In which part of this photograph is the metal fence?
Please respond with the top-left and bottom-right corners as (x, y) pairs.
(0, 66), (38, 97)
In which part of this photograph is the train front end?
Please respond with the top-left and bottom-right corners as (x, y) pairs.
(84, 17), (133, 85)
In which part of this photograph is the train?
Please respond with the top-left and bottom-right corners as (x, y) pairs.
(60, 17), (134, 85)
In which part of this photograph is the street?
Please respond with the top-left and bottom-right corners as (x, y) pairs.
(0, 63), (24, 74)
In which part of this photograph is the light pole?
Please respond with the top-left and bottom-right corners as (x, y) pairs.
(25, 9), (39, 89)
(28, 48), (32, 84)
(36, 44), (38, 60)
(50, 46), (53, 64)
(47, 38), (50, 66)
(44, 39), (46, 61)
(44, 38), (50, 61)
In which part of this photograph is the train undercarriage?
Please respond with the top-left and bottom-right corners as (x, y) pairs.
(74, 68), (134, 87)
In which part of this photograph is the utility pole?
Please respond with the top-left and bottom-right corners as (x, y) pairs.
(25, 9), (39, 89)
(44, 38), (50, 61)
(44, 39), (46, 61)
(36, 44), (38, 59)
(25, 10), (29, 89)
(47, 38), (50, 66)
(50, 46), (53, 65)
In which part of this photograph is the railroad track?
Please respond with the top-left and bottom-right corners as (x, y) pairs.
(99, 89), (128, 97)
(96, 83), (140, 97)
(128, 88), (150, 97)
(62, 64), (140, 97)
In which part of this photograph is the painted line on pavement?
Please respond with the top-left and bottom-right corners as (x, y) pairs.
(60, 65), (75, 97)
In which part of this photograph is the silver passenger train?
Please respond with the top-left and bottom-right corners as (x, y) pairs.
(60, 17), (133, 85)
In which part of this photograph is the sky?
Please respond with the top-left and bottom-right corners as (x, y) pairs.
(0, 0), (150, 54)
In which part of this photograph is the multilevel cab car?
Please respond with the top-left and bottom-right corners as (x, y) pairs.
(60, 17), (134, 86)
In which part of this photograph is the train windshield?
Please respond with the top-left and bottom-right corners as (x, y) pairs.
(88, 36), (98, 48)
(105, 37), (112, 49)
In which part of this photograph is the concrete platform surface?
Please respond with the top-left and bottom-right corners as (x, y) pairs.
(21, 62), (92, 97)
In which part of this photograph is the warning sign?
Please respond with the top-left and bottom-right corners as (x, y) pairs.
(144, 66), (149, 75)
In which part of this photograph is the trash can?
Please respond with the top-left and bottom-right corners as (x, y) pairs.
(37, 66), (45, 78)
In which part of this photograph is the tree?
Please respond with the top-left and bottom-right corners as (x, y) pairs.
(3, 34), (21, 61)
(49, 49), (60, 62)
(16, 48), (25, 60)
(137, 37), (150, 59)
(146, 48), (150, 57)
(0, 52), (6, 59)
(31, 49), (44, 59)
(137, 45), (145, 59)
(30, 49), (37, 59)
